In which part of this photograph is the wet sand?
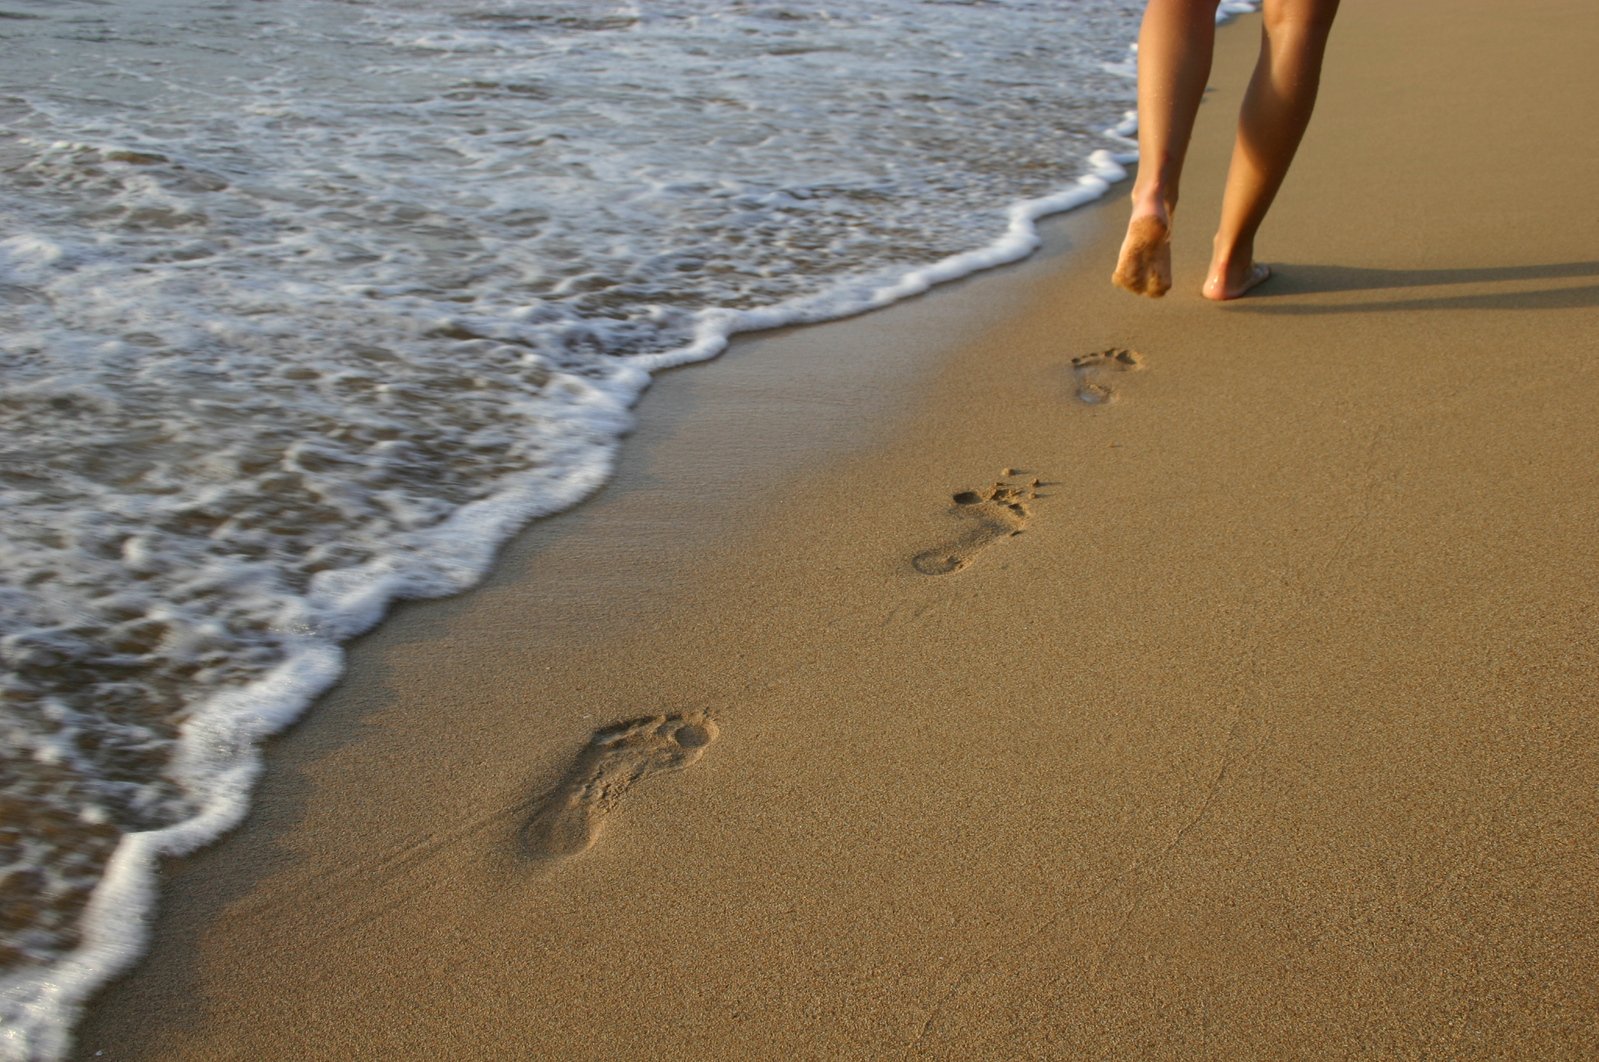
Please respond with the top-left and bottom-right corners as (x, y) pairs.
(77, 0), (1599, 1057)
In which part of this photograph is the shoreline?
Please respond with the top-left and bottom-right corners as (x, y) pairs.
(3, 12), (1162, 1054)
(75, 0), (1599, 1057)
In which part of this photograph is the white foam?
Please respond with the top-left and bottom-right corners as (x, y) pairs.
(0, 235), (66, 282)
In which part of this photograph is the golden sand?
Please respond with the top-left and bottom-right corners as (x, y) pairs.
(79, 0), (1599, 1057)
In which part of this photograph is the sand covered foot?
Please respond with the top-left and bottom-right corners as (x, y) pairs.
(520, 712), (717, 863)
(913, 474), (1039, 576)
(1070, 347), (1145, 405)
(1111, 214), (1172, 297)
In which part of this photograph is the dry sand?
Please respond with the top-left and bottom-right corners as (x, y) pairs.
(78, 0), (1599, 1057)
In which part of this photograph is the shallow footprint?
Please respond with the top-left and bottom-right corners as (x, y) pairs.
(1070, 347), (1145, 405)
(912, 476), (1039, 576)
(520, 712), (717, 863)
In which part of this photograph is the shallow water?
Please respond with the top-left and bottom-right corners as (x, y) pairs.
(0, 0), (1177, 1054)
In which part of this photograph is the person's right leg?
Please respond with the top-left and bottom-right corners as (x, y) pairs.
(1112, 0), (1221, 298)
(1203, 0), (1340, 300)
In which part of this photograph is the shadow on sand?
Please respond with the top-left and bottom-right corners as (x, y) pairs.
(1234, 260), (1599, 314)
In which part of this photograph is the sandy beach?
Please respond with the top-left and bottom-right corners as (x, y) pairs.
(75, 0), (1598, 1057)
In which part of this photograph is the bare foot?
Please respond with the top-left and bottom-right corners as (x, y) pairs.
(1202, 260), (1271, 301)
(1111, 214), (1173, 298)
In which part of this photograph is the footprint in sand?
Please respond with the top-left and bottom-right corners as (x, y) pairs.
(520, 712), (717, 863)
(1070, 347), (1145, 405)
(912, 473), (1040, 576)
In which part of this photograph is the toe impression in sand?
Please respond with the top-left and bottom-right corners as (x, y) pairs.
(912, 473), (1040, 576)
(1070, 347), (1145, 405)
(520, 712), (717, 863)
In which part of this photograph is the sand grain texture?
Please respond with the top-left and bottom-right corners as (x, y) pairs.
(78, 0), (1599, 1058)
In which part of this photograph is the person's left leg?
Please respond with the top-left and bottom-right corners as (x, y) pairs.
(1112, 0), (1221, 298)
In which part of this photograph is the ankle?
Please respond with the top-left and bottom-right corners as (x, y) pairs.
(1130, 184), (1175, 220)
(1209, 233), (1252, 272)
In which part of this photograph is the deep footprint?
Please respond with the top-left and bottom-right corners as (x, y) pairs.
(520, 712), (717, 863)
(1070, 347), (1145, 405)
(912, 477), (1039, 576)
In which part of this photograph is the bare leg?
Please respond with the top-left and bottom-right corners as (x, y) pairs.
(1204, 0), (1340, 300)
(1113, 0), (1221, 298)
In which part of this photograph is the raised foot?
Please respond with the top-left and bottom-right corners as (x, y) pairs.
(913, 473), (1040, 576)
(1070, 347), (1145, 405)
(1202, 261), (1271, 301)
(520, 712), (717, 863)
(1112, 215), (1172, 298)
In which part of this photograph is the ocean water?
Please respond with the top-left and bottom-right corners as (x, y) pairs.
(0, 0), (1253, 1055)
